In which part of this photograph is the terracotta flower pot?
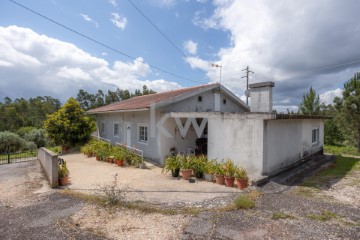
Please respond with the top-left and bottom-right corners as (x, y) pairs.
(116, 159), (124, 166)
(59, 176), (69, 186)
(181, 169), (192, 180)
(236, 178), (249, 190)
(215, 174), (225, 185)
(224, 176), (235, 187)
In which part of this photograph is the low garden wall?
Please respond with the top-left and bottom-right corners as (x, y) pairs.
(38, 147), (58, 188)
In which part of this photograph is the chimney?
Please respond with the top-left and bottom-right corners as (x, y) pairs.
(249, 81), (275, 113)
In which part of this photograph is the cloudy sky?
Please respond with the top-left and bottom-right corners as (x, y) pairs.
(1, 0), (360, 111)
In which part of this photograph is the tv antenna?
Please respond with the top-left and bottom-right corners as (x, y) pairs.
(209, 63), (222, 83)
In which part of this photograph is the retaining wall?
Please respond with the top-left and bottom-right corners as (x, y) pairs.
(37, 147), (58, 188)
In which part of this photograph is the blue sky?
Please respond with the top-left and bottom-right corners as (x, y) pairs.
(1, 0), (360, 111)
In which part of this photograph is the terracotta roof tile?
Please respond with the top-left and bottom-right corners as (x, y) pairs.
(87, 83), (219, 113)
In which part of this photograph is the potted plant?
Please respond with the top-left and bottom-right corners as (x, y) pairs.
(223, 159), (236, 187)
(234, 166), (249, 190)
(80, 144), (92, 157)
(204, 159), (216, 182)
(192, 155), (206, 179)
(162, 155), (181, 177)
(58, 160), (69, 186)
(214, 161), (225, 185)
(114, 149), (126, 166)
(179, 154), (193, 180)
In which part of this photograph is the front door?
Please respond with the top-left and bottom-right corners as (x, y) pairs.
(125, 123), (131, 146)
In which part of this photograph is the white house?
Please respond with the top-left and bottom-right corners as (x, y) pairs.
(87, 82), (326, 180)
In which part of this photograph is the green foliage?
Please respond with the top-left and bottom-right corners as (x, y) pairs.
(299, 87), (320, 115)
(307, 210), (338, 222)
(324, 119), (344, 146)
(58, 161), (69, 178)
(223, 159), (236, 177)
(337, 72), (360, 151)
(24, 128), (47, 148)
(44, 98), (96, 148)
(191, 155), (207, 174)
(203, 159), (217, 174)
(162, 155), (181, 173)
(0, 96), (60, 132)
(0, 131), (24, 153)
(324, 145), (360, 156)
(76, 85), (156, 110)
(234, 166), (248, 179)
(234, 195), (255, 209)
(16, 126), (37, 138)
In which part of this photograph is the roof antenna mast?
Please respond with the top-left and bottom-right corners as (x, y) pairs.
(242, 66), (254, 105)
(209, 63), (222, 83)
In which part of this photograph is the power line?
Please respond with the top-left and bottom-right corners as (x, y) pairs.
(8, 0), (205, 84)
(127, 0), (188, 58)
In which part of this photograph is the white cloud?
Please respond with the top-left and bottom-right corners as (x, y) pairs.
(183, 40), (198, 55)
(109, 0), (117, 7)
(111, 13), (128, 30)
(320, 88), (342, 104)
(80, 14), (99, 28)
(0, 26), (181, 102)
(190, 0), (360, 108)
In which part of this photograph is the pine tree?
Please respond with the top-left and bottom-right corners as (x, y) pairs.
(299, 87), (320, 115)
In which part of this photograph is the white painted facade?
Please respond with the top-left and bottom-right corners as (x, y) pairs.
(90, 82), (327, 181)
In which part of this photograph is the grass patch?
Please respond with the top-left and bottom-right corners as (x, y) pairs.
(294, 155), (360, 197)
(271, 212), (296, 220)
(233, 195), (255, 209)
(61, 189), (201, 216)
(46, 146), (62, 154)
(307, 210), (338, 222)
(324, 145), (360, 156)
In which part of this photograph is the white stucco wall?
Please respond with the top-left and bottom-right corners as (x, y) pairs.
(207, 113), (266, 179)
(95, 110), (160, 161)
(263, 119), (324, 175)
(250, 86), (273, 112)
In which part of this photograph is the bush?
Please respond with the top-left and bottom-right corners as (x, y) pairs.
(24, 128), (47, 148)
(234, 195), (255, 209)
(0, 131), (24, 153)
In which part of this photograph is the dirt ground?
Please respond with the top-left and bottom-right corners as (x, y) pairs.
(61, 153), (239, 207)
(1, 154), (359, 240)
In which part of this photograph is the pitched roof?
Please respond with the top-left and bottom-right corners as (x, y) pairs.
(87, 83), (221, 114)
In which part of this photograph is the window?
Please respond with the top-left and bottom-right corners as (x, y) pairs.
(113, 123), (119, 137)
(100, 123), (105, 134)
(312, 128), (319, 145)
(198, 96), (202, 102)
(223, 99), (227, 104)
(138, 125), (148, 143)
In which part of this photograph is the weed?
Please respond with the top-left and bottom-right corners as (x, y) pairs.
(292, 187), (318, 197)
(99, 174), (127, 206)
(307, 210), (338, 222)
(271, 212), (296, 220)
(233, 195), (255, 209)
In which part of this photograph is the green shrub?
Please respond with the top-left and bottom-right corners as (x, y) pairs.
(234, 195), (255, 209)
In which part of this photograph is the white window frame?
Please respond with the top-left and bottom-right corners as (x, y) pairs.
(138, 123), (148, 144)
(113, 122), (120, 138)
(312, 127), (319, 145)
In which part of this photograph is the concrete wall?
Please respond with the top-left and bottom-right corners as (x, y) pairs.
(207, 113), (266, 179)
(250, 86), (273, 112)
(263, 119), (324, 175)
(37, 147), (58, 188)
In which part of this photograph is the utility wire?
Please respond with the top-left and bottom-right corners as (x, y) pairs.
(8, 0), (205, 84)
(127, 0), (188, 58)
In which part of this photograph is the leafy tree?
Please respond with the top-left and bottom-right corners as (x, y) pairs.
(335, 72), (360, 151)
(24, 128), (47, 148)
(299, 87), (320, 115)
(0, 131), (24, 153)
(44, 98), (95, 149)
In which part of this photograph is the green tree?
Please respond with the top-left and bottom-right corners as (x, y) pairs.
(44, 98), (95, 150)
(299, 87), (320, 115)
(0, 131), (24, 153)
(24, 128), (47, 148)
(336, 72), (360, 151)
